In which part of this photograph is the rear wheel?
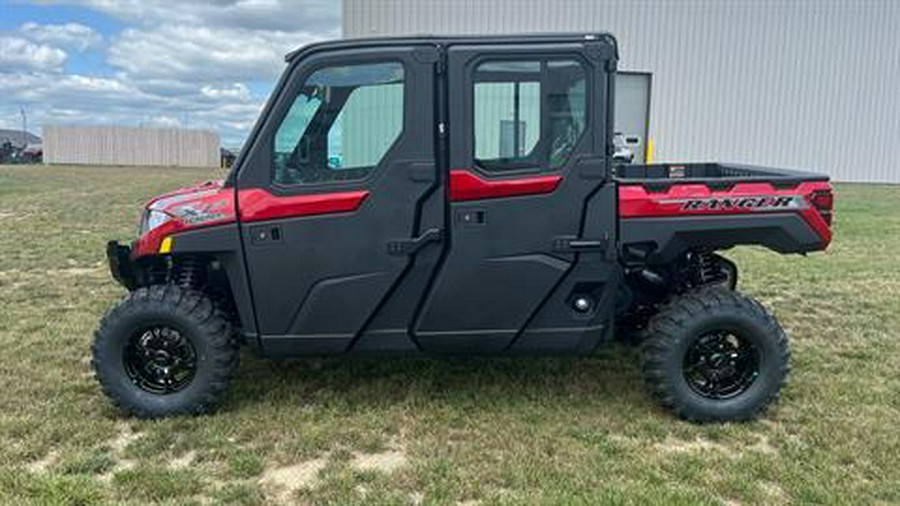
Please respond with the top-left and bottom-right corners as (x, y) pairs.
(92, 285), (238, 418)
(640, 287), (789, 422)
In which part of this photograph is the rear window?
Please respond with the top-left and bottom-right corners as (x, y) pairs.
(473, 58), (587, 172)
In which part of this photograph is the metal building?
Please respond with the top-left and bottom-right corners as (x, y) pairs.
(342, 0), (900, 183)
(43, 125), (220, 168)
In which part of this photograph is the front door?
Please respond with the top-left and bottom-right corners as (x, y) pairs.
(236, 44), (441, 355)
(415, 40), (620, 353)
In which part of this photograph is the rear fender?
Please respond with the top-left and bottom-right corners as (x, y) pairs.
(619, 181), (833, 263)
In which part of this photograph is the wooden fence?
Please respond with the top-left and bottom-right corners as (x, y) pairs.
(43, 125), (220, 167)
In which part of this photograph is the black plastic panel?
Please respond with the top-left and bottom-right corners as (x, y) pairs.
(228, 34), (623, 358)
(414, 42), (619, 353)
(236, 45), (440, 356)
(619, 213), (825, 264)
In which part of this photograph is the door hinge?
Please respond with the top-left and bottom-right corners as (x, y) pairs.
(387, 228), (443, 255)
(437, 122), (446, 137)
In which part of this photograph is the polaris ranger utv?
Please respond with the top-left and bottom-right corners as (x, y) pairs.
(93, 34), (834, 422)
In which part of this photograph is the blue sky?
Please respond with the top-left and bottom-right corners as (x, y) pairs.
(0, 0), (340, 147)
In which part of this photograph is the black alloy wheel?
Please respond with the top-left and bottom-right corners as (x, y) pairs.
(93, 285), (238, 418)
(683, 330), (760, 400)
(124, 325), (198, 394)
(640, 286), (789, 422)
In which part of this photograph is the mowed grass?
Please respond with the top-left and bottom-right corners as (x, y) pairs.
(0, 164), (898, 505)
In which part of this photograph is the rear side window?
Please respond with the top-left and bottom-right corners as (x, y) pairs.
(473, 59), (587, 172)
(273, 62), (404, 185)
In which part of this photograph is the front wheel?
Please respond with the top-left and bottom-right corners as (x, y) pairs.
(640, 287), (789, 422)
(92, 285), (238, 418)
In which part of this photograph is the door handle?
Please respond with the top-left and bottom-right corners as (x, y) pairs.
(553, 234), (609, 253)
(387, 228), (443, 255)
(250, 225), (282, 245)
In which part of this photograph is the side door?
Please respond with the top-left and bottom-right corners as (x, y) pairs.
(415, 40), (620, 353)
(236, 44), (442, 355)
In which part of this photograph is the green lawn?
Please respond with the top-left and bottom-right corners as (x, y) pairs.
(0, 164), (897, 505)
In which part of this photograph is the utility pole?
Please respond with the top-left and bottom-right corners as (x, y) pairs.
(20, 106), (27, 148)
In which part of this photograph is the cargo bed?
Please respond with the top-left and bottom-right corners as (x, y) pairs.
(615, 162), (829, 187)
(615, 162), (833, 263)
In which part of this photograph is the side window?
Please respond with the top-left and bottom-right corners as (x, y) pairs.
(274, 62), (404, 185)
(474, 61), (541, 165)
(473, 59), (587, 172)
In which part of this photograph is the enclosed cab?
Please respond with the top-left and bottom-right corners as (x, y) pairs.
(94, 34), (832, 422)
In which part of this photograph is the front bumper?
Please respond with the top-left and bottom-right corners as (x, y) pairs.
(107, 240), (136, 289)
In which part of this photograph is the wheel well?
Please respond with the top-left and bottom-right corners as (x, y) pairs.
(131, 254), (241, 328)
(619, 250), (737, 315)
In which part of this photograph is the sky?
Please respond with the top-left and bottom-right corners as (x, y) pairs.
(0, 0), (340, 147)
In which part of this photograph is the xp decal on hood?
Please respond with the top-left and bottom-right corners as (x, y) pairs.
(168, 197), (231, 226)
(132, 181), (236, 258)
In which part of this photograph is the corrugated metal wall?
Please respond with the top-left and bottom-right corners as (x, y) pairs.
(43, 125), (220, 167)
(343, 0), (900, 183)
(341, 83), (404, 168)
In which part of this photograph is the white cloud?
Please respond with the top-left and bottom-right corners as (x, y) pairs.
(44, 0), (340, 34)
(3, 0), (340, 145)
(107, 24), (317, 82)
(20, 22), (102, 51)
(201, 83), (252, 101)
(0, 70), (266, 145)
(0, 36), (68, 72)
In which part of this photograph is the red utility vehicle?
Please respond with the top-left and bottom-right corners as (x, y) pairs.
(94, 34), (833, 421)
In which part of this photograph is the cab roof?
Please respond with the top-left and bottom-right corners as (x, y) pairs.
(285, 33), (619, 62)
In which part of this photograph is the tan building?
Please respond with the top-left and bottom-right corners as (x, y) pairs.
(43, 125), (220, 168)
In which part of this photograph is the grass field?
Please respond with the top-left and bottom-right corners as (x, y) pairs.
(0, 164), (898, 505)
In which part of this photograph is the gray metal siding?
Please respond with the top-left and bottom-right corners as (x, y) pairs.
(343, 0), (900, 183)
(43, 125), (220, 167)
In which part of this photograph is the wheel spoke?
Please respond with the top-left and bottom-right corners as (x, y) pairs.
(124, 325), (196, 395)
(683, 330), (759, 400)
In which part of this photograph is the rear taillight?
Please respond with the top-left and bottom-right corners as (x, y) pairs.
(810, 189), (834, 226)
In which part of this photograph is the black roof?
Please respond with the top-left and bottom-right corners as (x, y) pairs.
(0, 129), (40, 148)
(285, 33), (618, 62)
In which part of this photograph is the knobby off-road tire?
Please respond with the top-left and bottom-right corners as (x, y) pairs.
(640, 286), (789, 422)
(92, 285), (239, 418)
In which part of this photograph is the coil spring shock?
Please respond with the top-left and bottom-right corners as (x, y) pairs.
(694, 252), (726, 286)
(173, 256), (204, 289)
(146, 262), (168, 286)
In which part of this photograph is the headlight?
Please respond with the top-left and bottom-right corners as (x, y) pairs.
(140, 210), (173, 235)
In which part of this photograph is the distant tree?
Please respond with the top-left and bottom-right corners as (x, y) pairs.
(0, 141), (14, 164)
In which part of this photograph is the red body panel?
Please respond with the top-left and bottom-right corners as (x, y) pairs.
(132, 175), (833, 260)
(448, 169), (562, 202)
(237, 188), (370, 223)
(618, 181), (833, 245)
(131, 182), (368, 259)
(132, 184), (236, 258)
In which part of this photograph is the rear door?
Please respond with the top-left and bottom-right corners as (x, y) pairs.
(415, 39), (620, 353)
(236, 44), (442, 355)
